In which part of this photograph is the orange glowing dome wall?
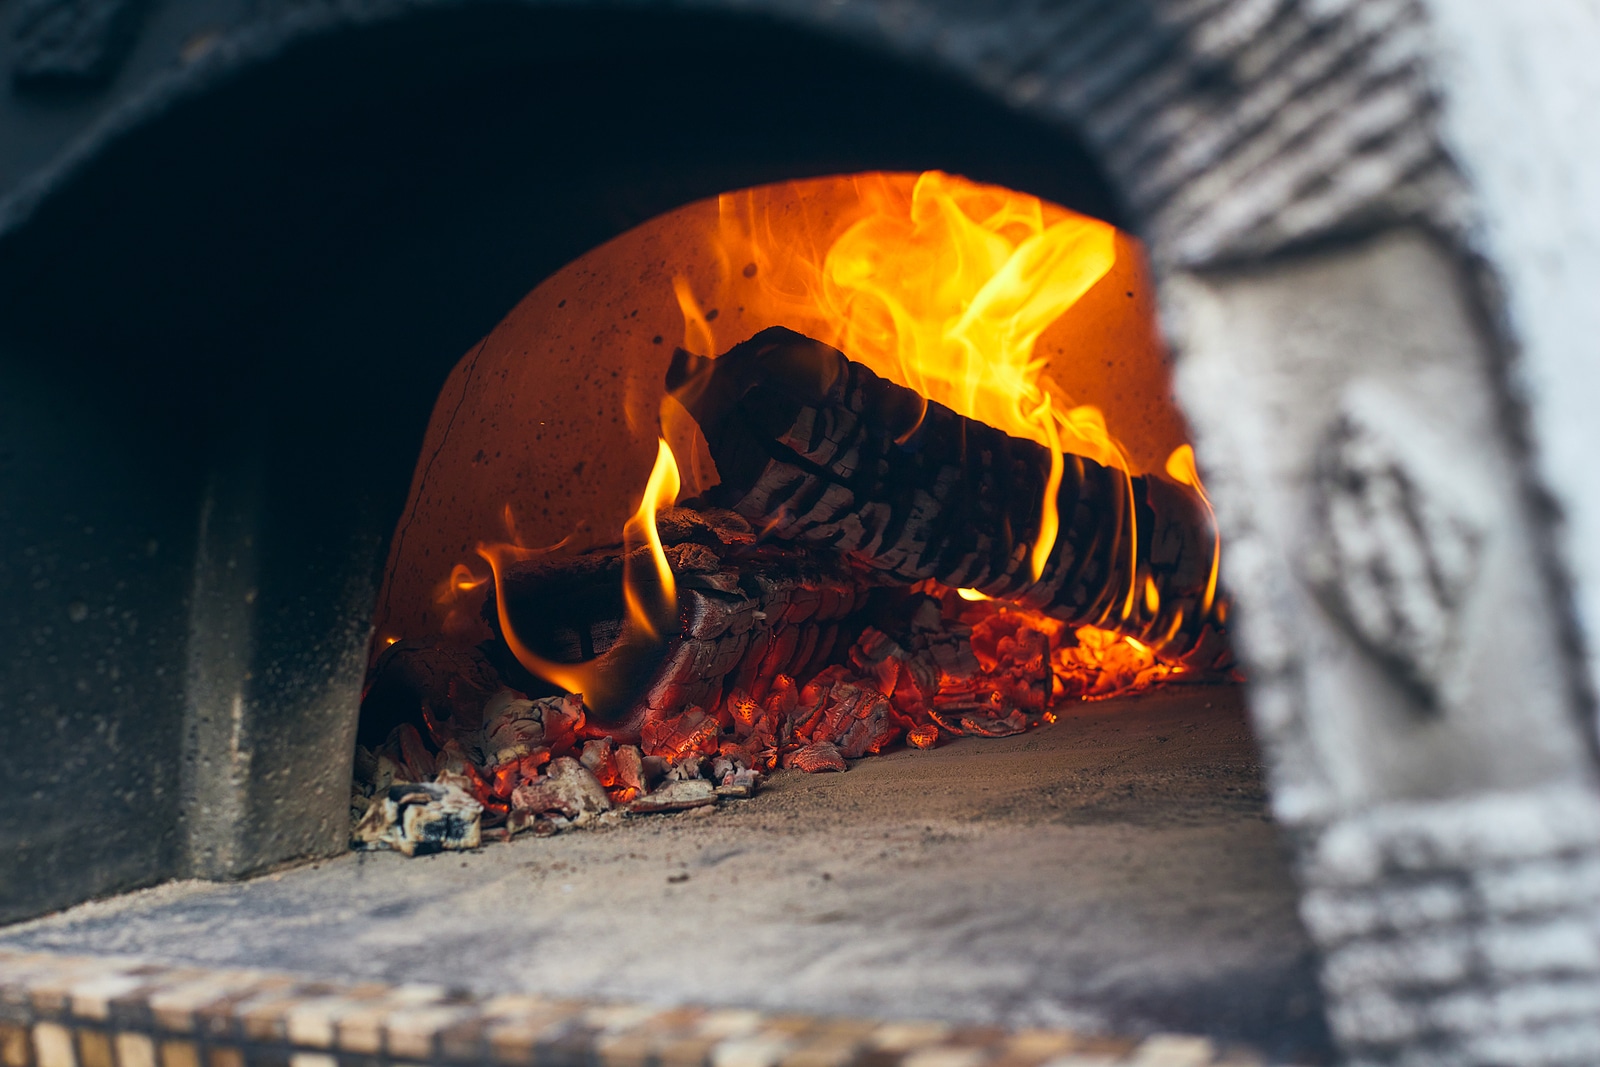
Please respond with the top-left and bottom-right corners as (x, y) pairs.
(370, 172), (1192, 651)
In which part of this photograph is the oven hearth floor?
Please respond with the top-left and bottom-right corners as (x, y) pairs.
(0, 686), (1331, 1062)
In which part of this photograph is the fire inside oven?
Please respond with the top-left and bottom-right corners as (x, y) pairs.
(351, 172), (1235, 853)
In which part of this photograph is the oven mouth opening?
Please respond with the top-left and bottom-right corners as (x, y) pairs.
(353, 170), (1238, 851)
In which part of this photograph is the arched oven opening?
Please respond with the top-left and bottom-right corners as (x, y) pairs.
(343, 173), (1325, 1057)
(5, 4), (1596, 1066)
(0, 7), (1350, 1063)
(359, 172), (1233, 819)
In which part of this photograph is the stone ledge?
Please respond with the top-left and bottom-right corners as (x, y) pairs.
(0, 952), (1275, 1067)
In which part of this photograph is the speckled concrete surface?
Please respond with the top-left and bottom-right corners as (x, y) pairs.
(0, 686), (1331, 1062)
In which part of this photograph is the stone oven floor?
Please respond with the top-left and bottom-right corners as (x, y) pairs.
(0, 685), (1332, 1062)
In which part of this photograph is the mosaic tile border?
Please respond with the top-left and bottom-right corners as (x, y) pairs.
(0, 951), (1272, 1067)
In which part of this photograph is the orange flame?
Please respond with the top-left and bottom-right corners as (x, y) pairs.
(1058, 625), (1177, 699)
(433, 528), (518, 640)
(939, 582), (1188, 704)
(622, 438), (682, 640)
(442, 563), (488, 596)
(477, 439), (682, 718)
(1164, 443), (1221, 616)
(678, 171), (1122, 581)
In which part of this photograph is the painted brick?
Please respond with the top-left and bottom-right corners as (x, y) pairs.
(1463, 1018), (1600, 1065)
(1127, 1035), (1214, 1066)
(74, 1032), (112, 1067)
(286, 993), (386, 1050)
(1474, 854), (1600, 917)
(436, 1015), (488, 1064)
(594, 1007), (708, 1067)
(32, 1025), (75, 1067)
(711, 1034), (798, 1067)
(532, 1016), (604, 1067)
(1299, 881), (1469, 944)
(1, 1024), (33, 1067)
(995, 1031), (1076, 1066)
(335, 985), (446, 1057)
(1479, 919), (1600, 975)
(898, 1048), (985, 1067)
(484, 1005), (584, 1067)
(1321, 931), (1473, 996)
(149, 975), (269, 1034)
(237, 985), (337, 1045)
(779, 1039), (861, 1067)
(653, 1035), (721, 1067)
(286, 1055), (337, 1067)
(68, 979), (149, 1024)
(1486, 979), (1600, 1030)
(1323, 988), (1425, 1047)
(867, 1024), (951, 1055)
(386, 1005), (478, 1062)
(696, 1014), (765, 1042)
(33, 965), (119, 1020)
(112, 1034), (155, 1067)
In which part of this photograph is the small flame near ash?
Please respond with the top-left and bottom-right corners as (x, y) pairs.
(621, 438), (683, 641)
(1057, 625), (1182, 700)
(1164, 443), (1221, 617)
(431, 440), (685, 720)
(488, 438), (680, 715)
(928, 581), (1195, 705)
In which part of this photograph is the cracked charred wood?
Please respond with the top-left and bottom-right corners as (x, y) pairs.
(667, 327), (1230, 668)
(482, 504), (1070, 764)
(484, 507), (882, 732)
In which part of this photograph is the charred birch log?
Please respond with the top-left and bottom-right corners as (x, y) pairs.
(667, 327), (1230, 669)
(483, 505), (1047, 761)
(486, 506), (884, 736)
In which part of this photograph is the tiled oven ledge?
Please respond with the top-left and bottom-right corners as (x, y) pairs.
(0, 952), (1270, 1067)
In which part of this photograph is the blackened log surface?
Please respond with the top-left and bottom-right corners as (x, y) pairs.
(670, 328), (1228, 666)
(485, 513), (881, 729)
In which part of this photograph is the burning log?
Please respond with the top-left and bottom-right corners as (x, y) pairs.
(478, 504), (1077, 779)
(352, 335), (1237, 857)
(486, 508), (880, 738)
(667, 328), (1230, 669)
